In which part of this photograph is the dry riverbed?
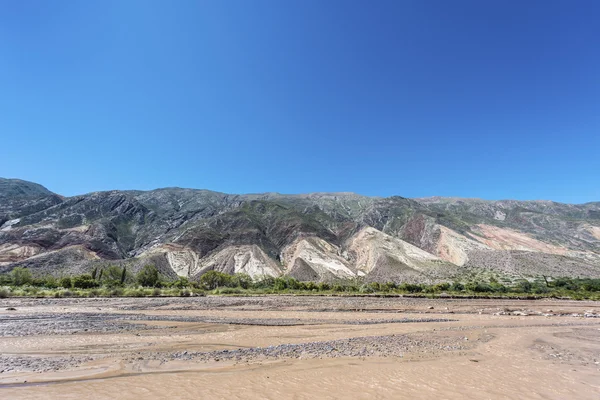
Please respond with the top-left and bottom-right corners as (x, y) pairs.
(1, 296), (600, 399)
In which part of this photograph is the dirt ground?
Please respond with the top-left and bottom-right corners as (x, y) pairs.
(1, 295), (599, 399)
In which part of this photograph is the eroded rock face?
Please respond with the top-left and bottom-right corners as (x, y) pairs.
(192, 245), (282, 279)
(282, 237), (355, 281)
(347, 227), (460, 283)
(1, 177), (600, 281)
(349, 227), (444, 274)
(0, 243), (44, 265)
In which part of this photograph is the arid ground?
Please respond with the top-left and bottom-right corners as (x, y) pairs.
(1, 296), (599, 399)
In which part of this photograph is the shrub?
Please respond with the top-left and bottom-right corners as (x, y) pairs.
(253, 275), (275, 289)
(514, 280), (532, 293)
(465, 281), (492, 293)
(231, 273), (252, 289)
(172, 277), (191, 289)
(72, 275), (98, 289)
(214, 287), (242, 295)
(317, 282), (330, 291)
(42, 276), (60, 289)
(359, 284), (375, 294)
(199, 271), (231, 290)
(125, 288), (146, 297)
(332, 284), (345, 292)
(450, 282), (464, 292)
(59, 277), (72, 289)
(10, 267), (32, 286)
(273, 277), (302, 291)
(137, 265), (160, 287)
(0, 274), (11, 285)
(152, 288), (162, 296)
(489, 283), (507, 293)
(101, 266), (126, 287)
(399, 283), (423, 293)
(434, 283), (451, 292)
(0, 287), (11, 298)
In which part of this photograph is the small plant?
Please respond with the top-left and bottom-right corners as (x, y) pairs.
(0, 287), (11, 298)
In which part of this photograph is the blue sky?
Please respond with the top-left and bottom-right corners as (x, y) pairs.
(1, 1), (599, 203)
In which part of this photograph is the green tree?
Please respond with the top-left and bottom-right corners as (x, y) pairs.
(10, 267), (32, 286)
(102, 266), (125, 287)
(172, 276), (191, 289)
(59, 276), (72, 288)
(120, 267), (127, 285)
(199, 271), (232, 290)
(231, 273), (252, 289)
(136, 265), (160, 287)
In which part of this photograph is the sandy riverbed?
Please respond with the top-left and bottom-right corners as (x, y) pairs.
(1, 296), (599, 399)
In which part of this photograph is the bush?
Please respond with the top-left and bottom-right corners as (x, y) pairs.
(43, 276), (60, 288)
(514, 280), (532, 293)
(465, 281), (492, 293)
(59, 276), (72, 289)
(199, 271), (231, 290)
(101, 266), (128, 287)
(10, 267), (32, 286)
(125, 288), (146, 297)
(359, 284), (375, 294)
(450, 282), (464, 292)
(434, 283), (451, 292)
(489, 283), (507, 293)
(214, 287), (242, 295)
(72, 275), (98, 289)
(332, 284), (345, 292)
(0, 287), (11, 298)
(252, 275), (275, 289)
(0, 274), (11, 285)
(171, 277), (191, 289)
(399, 283), (423, 293)
(231, 273), (252, 289)
(137, 265), (160, 287)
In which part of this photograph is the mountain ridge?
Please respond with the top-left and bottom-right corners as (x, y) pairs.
(1, 178), (599, 282)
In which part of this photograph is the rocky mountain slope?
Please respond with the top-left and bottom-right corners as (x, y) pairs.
(1, 178), (599, 282)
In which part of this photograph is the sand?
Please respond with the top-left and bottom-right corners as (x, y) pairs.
(1, 296), (599, 399)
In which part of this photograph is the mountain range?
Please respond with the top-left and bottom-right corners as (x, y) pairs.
(1, 177), (599, 282)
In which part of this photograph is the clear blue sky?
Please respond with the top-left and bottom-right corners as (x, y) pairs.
(1, 1), (599, 203)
